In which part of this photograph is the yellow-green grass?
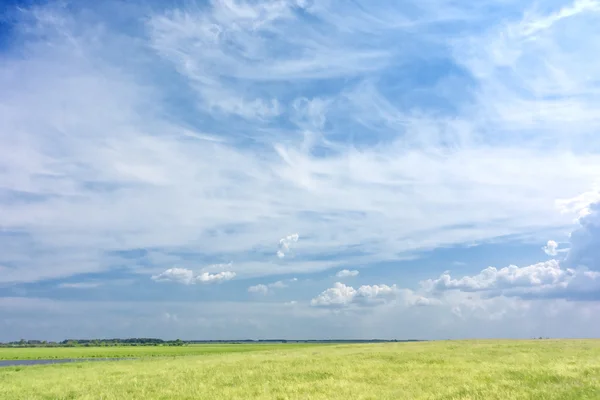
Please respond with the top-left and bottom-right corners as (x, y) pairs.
(1, 340), (599, 399)
(0, 343), (321, 360)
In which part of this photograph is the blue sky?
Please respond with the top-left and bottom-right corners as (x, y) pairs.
(1, 0), (600, 341)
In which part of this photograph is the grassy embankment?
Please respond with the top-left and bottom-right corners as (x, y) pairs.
(1, 340), (599, 399)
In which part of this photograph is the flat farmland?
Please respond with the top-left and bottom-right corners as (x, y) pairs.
(1, 340), (599, 399)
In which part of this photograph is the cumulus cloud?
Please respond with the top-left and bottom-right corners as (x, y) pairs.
(556, 189), (600, 219)
(277, 234), (299, 259)
(152, 268), (236, 285)
(310, 282), (398, 308)
(423, 260), (600, 301)
(423, 196), (600, 301)
(425, 260), (568, 291)
(196, 271), (236, 283)
(543, 240), (559, 256)
(336, 269), (359, 278)
(353, 284), (399, 306)
(564, 200), (600, 270)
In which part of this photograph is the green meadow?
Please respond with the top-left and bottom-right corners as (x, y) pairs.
(1, 340), (599, 399)
(0, 343), (316, 360)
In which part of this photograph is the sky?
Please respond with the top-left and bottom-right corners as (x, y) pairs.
(1, 0), (600, 341)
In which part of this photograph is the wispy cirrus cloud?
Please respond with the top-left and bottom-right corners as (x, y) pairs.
(57, 282), (103, 289)
(1, 0), (599, 295)
(453, 0), (600, 142)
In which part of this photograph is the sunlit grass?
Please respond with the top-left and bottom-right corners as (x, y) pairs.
(1, 340), (599, 399)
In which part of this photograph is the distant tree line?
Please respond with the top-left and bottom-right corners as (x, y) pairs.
(0, 338), (186, 348)
(0, 338), (424, 348)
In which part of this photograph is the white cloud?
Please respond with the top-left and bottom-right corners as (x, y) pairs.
(268, 280), (288, 289)
(422, 196), (600, 302)
(277, 233), (299, 259)
(354, 284), (399, 306)
(204, 89), (283, 120)
(564, 200), (600, 270)
(146, 0), (390, 126)
(152, 268), (236, 285)
(412, 296), (442, 307)
(518, 0), (600, 37)
(556, 189), (600, 220)
(310, 282), (399, 308)
(452, 0), (600, 137)
(291, 97), (331, 130)
(310, 282), (357, 307)
(248, 284), (269, 295)
(423, 260), (600, 300)
(196, 271), (236, 283)
(151, 268), (196, 285)
(543, 240), (559, 256)
(425, 260), (569, 291)
(336, 269), (359, 278)
(248, 278), (297, 295)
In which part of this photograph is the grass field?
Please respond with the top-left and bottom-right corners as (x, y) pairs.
(1, 340), (599, 399)
(0, 343), (318, 360)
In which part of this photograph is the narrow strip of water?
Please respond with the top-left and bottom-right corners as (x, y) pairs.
(0, 358), (133, 367)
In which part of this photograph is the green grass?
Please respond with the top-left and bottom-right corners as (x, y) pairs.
(1, 340), (600, 399)
(0, 343), (318, 360)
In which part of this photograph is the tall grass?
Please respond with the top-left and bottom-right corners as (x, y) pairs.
(1, 340), (599, 399)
